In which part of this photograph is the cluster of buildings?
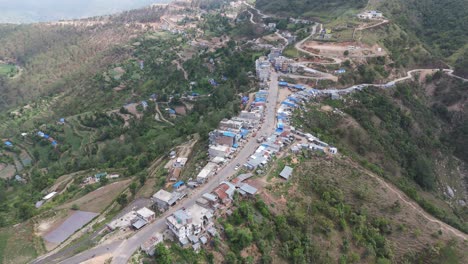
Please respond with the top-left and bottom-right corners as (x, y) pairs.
(357, 10), (383, 20)
(107, 207), (156, 231)
(242, 88), (319, 172)
(36, 131), (58, 147)
(83, 172), (120, 185)
(164, 171), (258, 250)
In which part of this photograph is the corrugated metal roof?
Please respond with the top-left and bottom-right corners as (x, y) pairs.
(279, 166), (293, 180)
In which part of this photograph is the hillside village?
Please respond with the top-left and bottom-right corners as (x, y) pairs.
(0, 0), (467, 264)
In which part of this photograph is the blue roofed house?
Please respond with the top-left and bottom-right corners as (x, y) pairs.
(281, 100), (296, 108)
(293, 84), (305, 90)
(95, 172), (108, 182)
(4, 141), (13, 147)
(141, 101), (149, 110)
(173, 181), (185, 190)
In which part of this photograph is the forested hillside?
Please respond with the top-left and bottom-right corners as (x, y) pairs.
(255, 0), (367, 20)
(0, 7), (165, 110)
(378, 0), (468, 76)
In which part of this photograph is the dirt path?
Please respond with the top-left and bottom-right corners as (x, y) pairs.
(353, 19), (389, 41)
(294, 24), (343, 65)
(155, 103), (174, 126)
(173, 55), (188, 80)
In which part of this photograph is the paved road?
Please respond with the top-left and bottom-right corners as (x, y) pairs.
(55, 70), (280, 264)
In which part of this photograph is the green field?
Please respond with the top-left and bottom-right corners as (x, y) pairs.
(0, 222), (42, 264)
(0, 64), (17, 77)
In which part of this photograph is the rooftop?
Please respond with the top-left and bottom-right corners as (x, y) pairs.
(137, 207), (155, 218)
(239, 183), (258, 195)
(279, 166), (293, 180)
(153, 189), (173, 203)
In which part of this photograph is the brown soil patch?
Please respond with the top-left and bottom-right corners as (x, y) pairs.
(0, 164), (15, 179)
(123, 103), (142, 119)
(240, 244), (260, 261)
(174, 105), (187, 115)
(320, 105), (333, 112)
(304, 40), (386, 58)
(59, 179), (131, 213)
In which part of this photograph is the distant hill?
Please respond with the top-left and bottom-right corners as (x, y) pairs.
(0, 0), (171, 24)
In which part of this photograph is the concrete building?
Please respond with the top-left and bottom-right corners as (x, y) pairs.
(173, 157), (188, 168)
(166, 204), (214, 245)
(152, 190), (182, 211)
(255, 56), (271, 82)
(208, 145), (230, 158)
(137, 207), (156, 222)
(141, 233), (163, 256)
(358, 10), (383, 19)
(196, 162), (218, 183)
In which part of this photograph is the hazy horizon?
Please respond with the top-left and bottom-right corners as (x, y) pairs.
(0, 0), (172, 24)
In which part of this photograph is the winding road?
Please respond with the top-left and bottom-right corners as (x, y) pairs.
(31, 4), (468, 264)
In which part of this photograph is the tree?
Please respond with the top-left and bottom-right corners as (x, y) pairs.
(129, 182), (138, 196)
(154, 244), (172, 264)
(99, 176), (109, 186)
(18, 203), (34, 220)
(116, 193), (128, 206)
(139, 174), (147, 186)
(344, 50), (349, 56)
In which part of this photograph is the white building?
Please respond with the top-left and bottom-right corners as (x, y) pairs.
(196, 162), (218, 183)
(137, 207), (156, 222)
(255, 57), (271, 82)
(166, 204), (214, 245)
(208, 145), (230, 158)
(152, 190), (182, 211)
(358, 10), (383, 19)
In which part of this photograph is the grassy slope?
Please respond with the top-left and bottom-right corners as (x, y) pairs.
(255, 0), (367, 20)
(0, 222), (43, 264)
(182, 155), (466, 264)
(293, 77), (468, 232)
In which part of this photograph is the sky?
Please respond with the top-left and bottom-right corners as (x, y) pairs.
(0, 0), (171, 23)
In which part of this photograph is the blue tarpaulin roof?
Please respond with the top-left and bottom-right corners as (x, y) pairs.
(4, 141), (13, 147)
(43, 134), (50, 139)
(223, 131), (236, 138)
(233, 143), (239, 148)
(293, 84), (305, 90)
(168, 109), (176, 114)
(59, 118), (65, 123)
(52, 141), (57, 146)
(288, 96), (300, 102)
(276, 128), (283, 133)
(279, 81), (289, 86)
(173, 181), (184, 188)
(282, 101), (296, 107)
